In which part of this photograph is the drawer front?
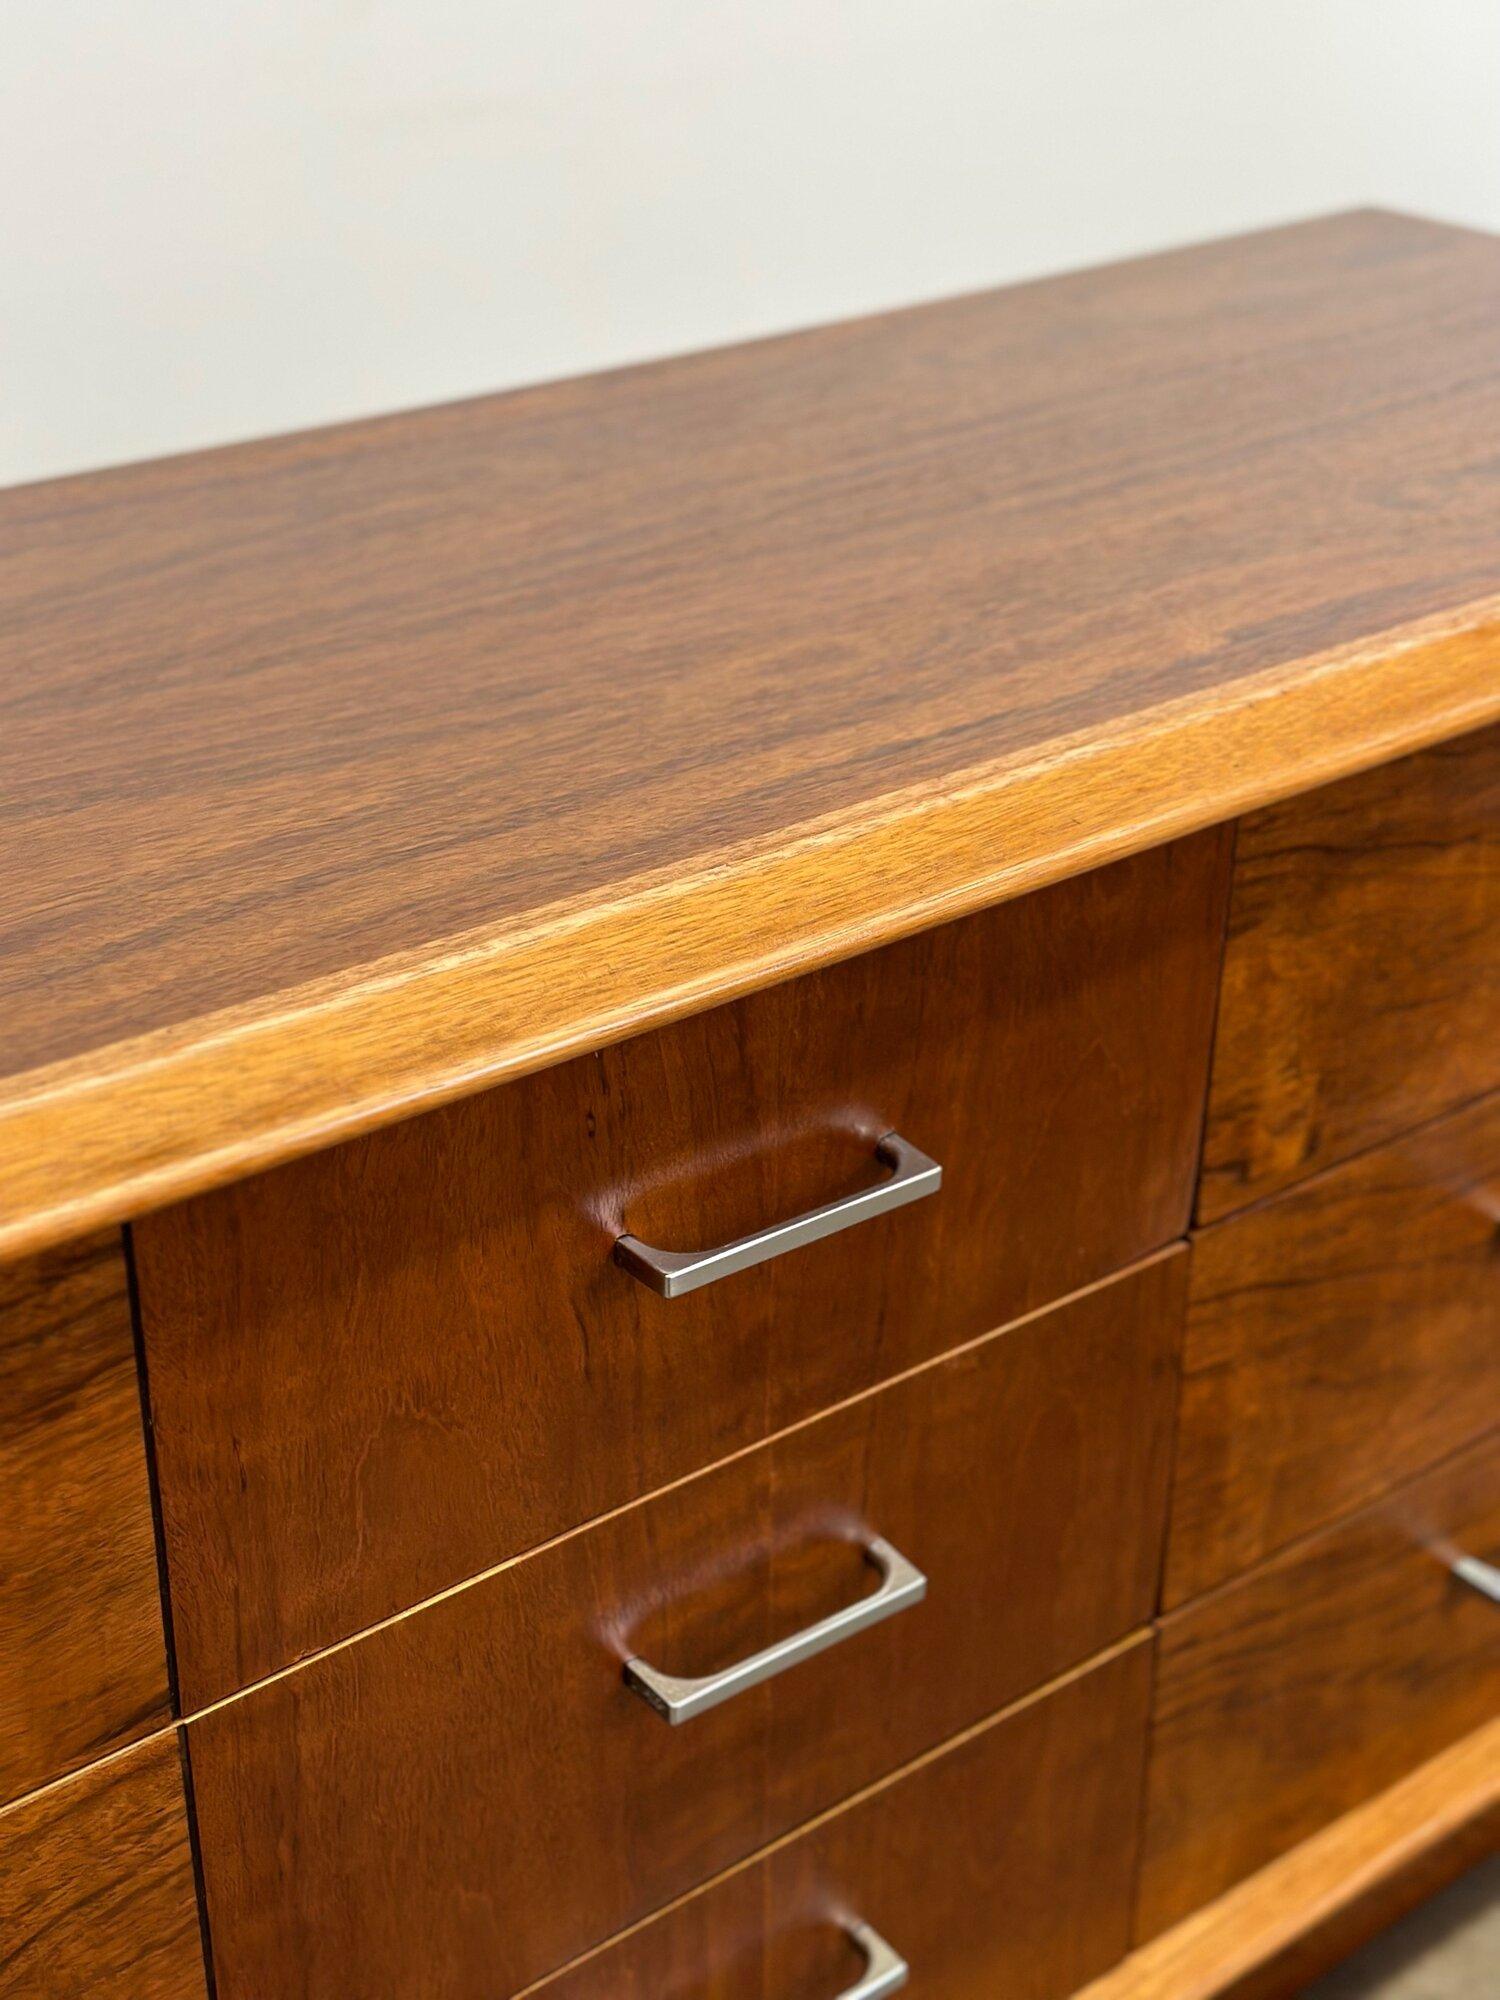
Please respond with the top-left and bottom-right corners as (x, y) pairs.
(0, 1733), (207, 2000)
(1201, 722), (1500, 1221)
(1138, 1429), (1500, 1940)
(187, 1258), (1182, 2000)
(136, 829), (1229, 1707)
(533, 1640), (1151, 2000)
(0, 1232), (171, 1806)
(1165, 1090), (1500, 1606)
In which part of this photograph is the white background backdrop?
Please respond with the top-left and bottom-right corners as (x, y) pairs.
(4, 1), (1499, 486)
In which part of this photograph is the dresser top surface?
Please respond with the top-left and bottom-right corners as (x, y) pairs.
(3, 207), (1499, 1258)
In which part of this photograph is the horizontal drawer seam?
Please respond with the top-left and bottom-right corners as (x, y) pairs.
(1157, 1415), (1500, 1627)
(0, 1720), (182, 1826)
(172, 1241), (1185, 1730)
(508, 1628), (1152, 2000)
(1192, 1078), (1500, 1238)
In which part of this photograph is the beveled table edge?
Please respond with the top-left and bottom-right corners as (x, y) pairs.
(2, 595), (1497, 1264)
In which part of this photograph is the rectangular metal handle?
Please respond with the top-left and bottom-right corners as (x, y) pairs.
(613, 1131), (941, 1298)
(839, 1921), (909, 1999)
(623, 1536), (927, 1724)
(1451, 1552), (1500, 1603)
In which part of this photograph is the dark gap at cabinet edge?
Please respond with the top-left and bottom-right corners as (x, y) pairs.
(123, 1221), (221, 2000)
(1189, 814), (1241, 1236)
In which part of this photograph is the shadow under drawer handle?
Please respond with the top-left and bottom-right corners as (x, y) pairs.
(1451, 1553), (1500, 1604)
(613, 1131), (942, 1298)
(837, 1921), (909, 1999)
(622, 1536), (927, 1725)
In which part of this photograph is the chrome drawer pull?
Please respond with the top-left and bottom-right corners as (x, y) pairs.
(623, 1536), (927, 1724)
(838, 1920), (909, 1998)
(1451, 1553), (1500, 1604)
(613, 1132), (941, 1298)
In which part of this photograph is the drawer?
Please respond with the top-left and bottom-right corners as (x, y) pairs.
(0, 1231), (171, 1806)
(1201, 722), (1500, 1221)
(1138, 1428), (1500, 1940)
(135, 828), (1229, 1707)
(0, 1732), (208, 2000)
(532, 1639), (1152, 2000)
(186, 1256), (1182, 2000)
(1165, 1090), (1500, 1606)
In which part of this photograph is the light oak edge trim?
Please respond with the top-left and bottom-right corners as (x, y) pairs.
(1075, 1715), (1500, 2000)
(2, 600), (1498, 1264)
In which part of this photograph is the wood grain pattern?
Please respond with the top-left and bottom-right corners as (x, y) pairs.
(185, 1266), (1177, 1998)
(136, 840), (1223, 1707)
(1165, 1090), (1500, 1606)
(3, 212), (1500, 1263)
(0, 1732), (207, 2000)
(0, 1231), (171, 1806)
(1201, 723), (1500, 1219)
(1137, 1429), (1500, 1940)
(525, 1641), (1151, 2000)
(1077, 1715), (1500, 2000)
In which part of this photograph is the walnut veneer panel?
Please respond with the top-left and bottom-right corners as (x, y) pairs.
(0, 1733), (207, 2000)
(186, 1263), (1178, 2000)
(4, 212), (1500, 1262)
(1166, 1091), (1500, 1606)
(531, 1641), (1152, 2000)
(137, 835), (1224, 1707)
(1138, 1430), (1500, 1940)
(1201, 723), (1500, 1219)
(0, 1232), (171, 1806)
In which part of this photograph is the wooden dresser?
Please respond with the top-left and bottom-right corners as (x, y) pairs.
(1, 208), (1497, 2000)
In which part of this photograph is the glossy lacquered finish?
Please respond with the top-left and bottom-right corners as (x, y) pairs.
(186, 1257), (1182, 2000)
(15, 210), (1497, 1091)
(530, 1641), (1152, 2000)
(0, 1733), (207, 2000)
(135, 836), (1225, 1707)
(5, 216), (1500, 1270)
(4, 214), (1500, 2000)
(0, 1231), (170, 1807)
(1137, 1429), (1500, 1941)
(1165, 1089), (1500, 1606)
(1201, 723), (1500, 1220)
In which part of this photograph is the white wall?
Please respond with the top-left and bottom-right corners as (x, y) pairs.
(3, 1), (1498, 487)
